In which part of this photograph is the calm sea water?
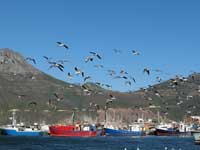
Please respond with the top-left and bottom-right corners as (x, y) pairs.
(0, 136), (199, 150)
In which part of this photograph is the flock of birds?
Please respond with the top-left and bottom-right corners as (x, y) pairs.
(7, 40), (200, 117)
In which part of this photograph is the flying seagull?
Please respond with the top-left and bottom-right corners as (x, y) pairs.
(74, 67), (84, 77)
(57, 59), (70, 64)
(156, 76), (162, 82)
(120, 70), (128, 75)
(67, 72), (73, 80)
(90, 51), (102, 60)
(109, 93), (116, 100)
(143, 68), (150, 75)
(104, 84), (112, 89)
(130, 76), (136, 83)
(74, 67), (81, 74)
(94, 64), (104, 69)
(84, 76), (92, 82)
(85, 56), (94, 63)
(132, 50), (140, 55)
(25, 57), (36, 64)
(125, 81), (132, 86)
(53, 93), (64, 102)
(49, 62), (64, 72)
(43, 56), (53, 63)
(57, 41), (69, 49)
(113, 49), (122, 54)
(107, 70), (116, 76)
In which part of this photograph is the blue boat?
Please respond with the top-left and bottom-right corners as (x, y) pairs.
(0, 110), (44, 136)
(104, 124), (145, 136)
(0, 127), (44, 136)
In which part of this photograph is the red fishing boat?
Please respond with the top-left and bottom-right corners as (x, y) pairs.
(49, 123), (98, 137)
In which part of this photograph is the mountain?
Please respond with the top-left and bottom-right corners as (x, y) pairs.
(0, 48), (199, 125)
(137, 73), (200, 121)
(0, 48), (150, 125)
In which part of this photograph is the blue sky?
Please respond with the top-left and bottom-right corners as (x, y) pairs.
(0, 0), (200, 92)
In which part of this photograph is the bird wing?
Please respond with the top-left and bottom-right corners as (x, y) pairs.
(63, 44), (69, 49)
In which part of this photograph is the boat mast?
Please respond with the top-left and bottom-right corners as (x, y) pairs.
(157, 111), (160, 124)
(71, 108), (78, 125)
(12, 111), (17, 127)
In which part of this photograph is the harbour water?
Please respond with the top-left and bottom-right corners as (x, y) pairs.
(0, 136), (199, 150)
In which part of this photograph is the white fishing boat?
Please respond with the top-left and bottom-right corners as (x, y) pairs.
(0, 110), (45, 136)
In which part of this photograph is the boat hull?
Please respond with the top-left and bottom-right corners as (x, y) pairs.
(104, 128), (145, 136)
(49, 126), (97, 137)
(191, 131), (200, 144)
(155, 128), (180, 136)
(0, 128), (44, 136)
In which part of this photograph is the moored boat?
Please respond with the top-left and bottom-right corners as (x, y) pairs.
(155, 124), (179, 136)
(0, 111), (45, 136)
(178, 122), (194, 137)
(0, 125), (44, 136)
(49, 123), (99, 137)
(104, 124), (145, 136)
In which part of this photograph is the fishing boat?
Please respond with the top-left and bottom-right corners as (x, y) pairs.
(155, 124), (180, 136)
(0, 110), (45, 136)
(191, 130), (200, 144)
(0, 125), (45, 136)
(178, 122), (194, 136)
(49, 123), (98, 137)
(104, 124), (145, 136)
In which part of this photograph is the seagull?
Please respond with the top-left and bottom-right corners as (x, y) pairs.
(130, 76), (136, 83)
(107, 70), (116, 76)
(67, 72), (73, 80)
(125, 81), (131, 86)
(81, 85), (88, 91)
(120, 70), (128, 75)
(104, 84), (112, 89)
(143, 68), (150, 75)
(90, 51), (102, 59)
(74, 67), (82, 75)
(113, 75), (122, 79)
(43, 56), (53, 63)
(154, 90), (161, 97)
(132, 50), (140, 55)
(43, 56), (51, 61)
(94, 64), (104, 69)
(95, 82), (102, 86)
(25, 57), (36, 64)
(53, 93), (63, 102)
(85, 56), (94, 63)
(122, 76), (128, 80)
(57, 59), (70, 64)
(84, 76), (92, 82)
(109, 93), (116, 100)
(156, 76), (162, 82)
(170, 79), (178, 86)
(57, 41), (69, 49)
(81, 72), (85, 77)
(81, 84), (91, 92)
(49, 62), (64, 72)
(113, 49), (122, 54)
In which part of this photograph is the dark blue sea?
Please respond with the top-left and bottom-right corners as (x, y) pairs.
(0, 136), (199, 150)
